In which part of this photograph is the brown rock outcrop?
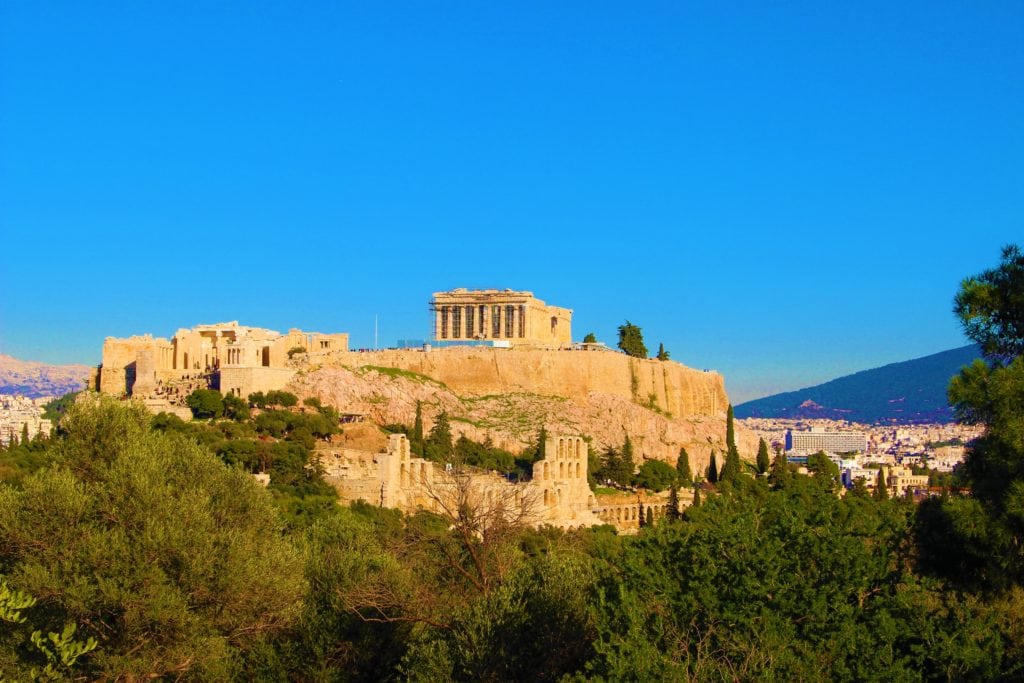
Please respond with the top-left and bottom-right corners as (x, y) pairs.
(289, 349), (759, 471)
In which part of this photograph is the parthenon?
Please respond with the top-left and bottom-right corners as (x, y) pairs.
(430, 288), (572, 347)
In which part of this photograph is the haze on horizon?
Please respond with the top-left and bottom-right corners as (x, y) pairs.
(1, 2), (1021, 404)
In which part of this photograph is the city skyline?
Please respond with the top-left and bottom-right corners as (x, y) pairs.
(1, 2), (1021, 404)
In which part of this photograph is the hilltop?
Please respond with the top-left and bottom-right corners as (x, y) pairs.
(0, 354), (91, 399)
(735, 344), (982, 423)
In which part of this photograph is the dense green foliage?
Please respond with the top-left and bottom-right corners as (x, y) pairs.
(582, 332), (597, 344)
(9, 395), (1015, 681)
(616, 321), (648, 359)
(656, 342), (669, 361)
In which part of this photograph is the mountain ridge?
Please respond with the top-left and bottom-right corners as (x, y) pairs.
(0, 354), (91, 399)
(735, 344), (982, 424)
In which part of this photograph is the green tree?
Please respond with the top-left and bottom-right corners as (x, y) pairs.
(222, 392), (250, 421)
(597, 446), (618, 485)
(850, 476), (871, 498)
(534, 424), (548, 461)
(20, 423), (29, 445)
(265, 390), (298, 408)
(769, 448), (788, 488)
(656, 343), (669, 361)
(635, 459), (677, 492)
(583, 332), (597, 344)
(186, 388), (224, 419)
(807, 450), (840, 491)
(425, 412), (454, 462)
(411, 401), (425, 456)
(413, 400), (424, 444)
(617, 321), (648, 359)
(706, 451), (718, 484)
(953, 243), (1024, 362)
(638, 500), (646, 528)
(620, 435), (636, 484)
(874, 468), (889, 500)
(756, 438), (770, 475)
(721, 405), (741, 483)
(666, 487), (680, 522)
(675, 447), (692, 486)
(646, 506), (654, 527)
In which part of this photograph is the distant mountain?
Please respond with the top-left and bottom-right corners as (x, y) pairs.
(735, 345), (983, 424)
(0, 354), (91, 399)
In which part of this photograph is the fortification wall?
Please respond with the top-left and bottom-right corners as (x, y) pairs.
(328, 347), (726, 419)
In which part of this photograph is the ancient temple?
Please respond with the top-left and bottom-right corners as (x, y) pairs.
(430, 289), (572, 347)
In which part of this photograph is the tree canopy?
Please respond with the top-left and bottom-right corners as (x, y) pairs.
(953, 243), (1024, 362)
(617, 321), (648, 359)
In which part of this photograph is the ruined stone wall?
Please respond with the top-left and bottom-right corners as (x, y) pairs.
(220, 367), (297, 398)
(99, 335), (171, 395)
(327, 347), (726, 418)
(323, 433), (605, 530)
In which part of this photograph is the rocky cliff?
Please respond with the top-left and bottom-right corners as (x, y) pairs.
(289, 348), (758, 470)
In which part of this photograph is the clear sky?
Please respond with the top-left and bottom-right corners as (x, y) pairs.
(1, 2), (1021, 403)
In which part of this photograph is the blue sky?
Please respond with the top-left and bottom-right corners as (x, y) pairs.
(1, 2), (1021, 403)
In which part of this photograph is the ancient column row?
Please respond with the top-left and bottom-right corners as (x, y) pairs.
(437, 304), (528, 340)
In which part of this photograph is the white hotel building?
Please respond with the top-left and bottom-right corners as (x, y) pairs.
(785, 427), (868, 456)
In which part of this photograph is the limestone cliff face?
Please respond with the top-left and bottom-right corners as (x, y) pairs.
(326, 348), (727, 418)
(290, 349), (758, 471)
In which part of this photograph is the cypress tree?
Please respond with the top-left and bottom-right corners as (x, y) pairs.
(603, 446), (622, 486)
(667, 486), (680, 521)
(617, 321), (648, 359)
(646, 506), (654, 527)
(756, 438), (770, 474)
(721, 405), (741, 482)
(656, 343), (669, 361)
(707, 451), (719, 484)
(425, 412), (454, 462)
(621, 435), (636, 484)
(637, 500), (646, 528)
(692, 484), (701, 508)
(535, 424), (548, 461)
(675, 447), (692, 486)
(412, 401), (424, 445)
(769, 448), (788, 488)
(21, 422), (29, 445)
(874, 468), (889, 500)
